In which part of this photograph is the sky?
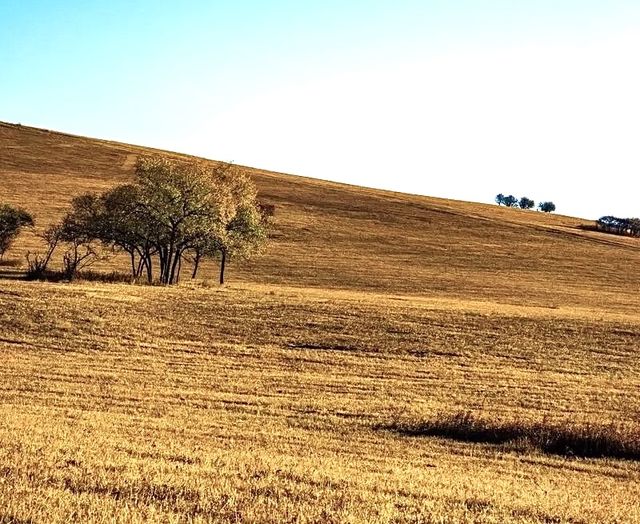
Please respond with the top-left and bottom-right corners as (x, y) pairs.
(2, 1), (640, 219)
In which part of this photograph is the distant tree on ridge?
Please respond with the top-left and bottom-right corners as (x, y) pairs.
(538, 201), (556, 213)
(503, 195), (518, 208)
(519, 197), (535, 210)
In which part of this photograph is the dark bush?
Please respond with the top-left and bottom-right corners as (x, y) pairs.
(384, 411), (640, 460)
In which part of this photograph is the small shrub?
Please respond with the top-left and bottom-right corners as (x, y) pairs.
(26, 227), (61, 280)
(61, 241), (100, 281)
(259, 203), (276, 217)
(74, 270), (134, 284)
(26, 254), (55, 280)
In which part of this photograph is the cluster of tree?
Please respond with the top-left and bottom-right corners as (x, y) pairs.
(8, 156), (271, 284)
(596, 216), (640, 237)
(495, 194), (518, 207)
(0, 205), (34, 260)
(495, 194), (556, 213)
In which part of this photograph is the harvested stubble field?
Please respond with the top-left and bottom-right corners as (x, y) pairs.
(1, 122), (640, 523)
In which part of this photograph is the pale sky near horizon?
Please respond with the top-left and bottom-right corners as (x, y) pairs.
(2, 1), (640, 219)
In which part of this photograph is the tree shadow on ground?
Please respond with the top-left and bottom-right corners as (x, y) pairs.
(379, 411), (640, 461)
(0, 265), (26, 280)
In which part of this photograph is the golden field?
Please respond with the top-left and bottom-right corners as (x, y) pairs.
(1, 122), (639, 522)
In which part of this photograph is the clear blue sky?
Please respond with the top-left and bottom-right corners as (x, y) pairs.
(2, 1), (640, 219)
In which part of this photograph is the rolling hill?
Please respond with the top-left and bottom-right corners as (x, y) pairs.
(1, 121), (639, 310)
(1, 121), (639, 523)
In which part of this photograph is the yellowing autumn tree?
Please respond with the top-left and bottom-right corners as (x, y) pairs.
(60, 156), (269, 284)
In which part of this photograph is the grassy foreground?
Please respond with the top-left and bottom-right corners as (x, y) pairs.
(1, 279), (639, 523)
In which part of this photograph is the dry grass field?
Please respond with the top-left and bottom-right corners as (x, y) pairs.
(1, 122), (640, 522)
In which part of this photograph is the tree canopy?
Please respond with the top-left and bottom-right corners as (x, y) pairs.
(502, 195), (518, 207)
(538, 201), (556, 213)
(60, 156), (269, 283)
(0, 204), (34, 259)
(518, 197), (535, 210)
(495, 193), (556, 213)
(596, 216), (640, 237)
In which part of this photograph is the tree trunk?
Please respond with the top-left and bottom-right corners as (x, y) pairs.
(191, 251), (201, 279)
(136, 255), (145, 279)
(130, 251), (136, 278)
(158, 248), (167, 283)
(166, 247), (175, 284)
(144, 251), (153, 283)
(169, 249), (182, 284)
(219, 249), (227, 285)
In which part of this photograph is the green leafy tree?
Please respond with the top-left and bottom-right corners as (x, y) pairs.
(495, 194), (505, 206)
(190, 168), (270, 283)
(538, 201), (556, 213)
(60, 156), (268, 284)
(0, 204), (34, 259)
(503, 195), (518, 207)
(57, 199), (104, 280)
(133, 157), (241, 284)
(519, 197), (535, 209)
(210, 204), (269, 284)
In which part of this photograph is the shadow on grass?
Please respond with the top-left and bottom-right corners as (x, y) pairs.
(21, 269), (134, 284)
(382, 411), (640, 461)
(0, 260), (26, 280)
(0, 515), (36, 524)
(0, 259), (23, 268)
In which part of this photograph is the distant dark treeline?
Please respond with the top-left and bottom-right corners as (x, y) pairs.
(596, 216), (640, 237)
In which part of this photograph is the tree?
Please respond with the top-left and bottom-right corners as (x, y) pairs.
(495, 194), (505, 206)
(189, 168), (270, 283)
(100, 185), (157, 281)
(55, 194), (105, 280)
(538, 201), (556, 213)
(597, 216), (640, 237)
(0, 204), (34, 260)
(503, 195), (518, 208)
(61, 187), (154, 281)
(208, 203), (269, 284)
(25, 224), (62, 279)
(132, 157), (260, 284)
(519, 197), (535, 210)
(629, 218), (640, 236)
(60, 156), (268, 284)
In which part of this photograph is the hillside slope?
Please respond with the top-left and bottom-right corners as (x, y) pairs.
(1, 121), (639, 309)
(2, 122), (640, 523)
